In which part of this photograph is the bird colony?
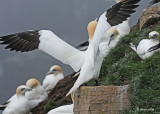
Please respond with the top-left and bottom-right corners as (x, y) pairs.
(0, 0), (159, 114)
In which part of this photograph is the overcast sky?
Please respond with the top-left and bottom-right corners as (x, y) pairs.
(0, 0), (154, 113)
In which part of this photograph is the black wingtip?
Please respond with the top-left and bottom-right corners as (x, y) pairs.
(0, 30), (40, 52)
(106, 0), (141, 26)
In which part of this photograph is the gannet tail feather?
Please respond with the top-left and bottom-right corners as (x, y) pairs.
(0, 102), (9, 110)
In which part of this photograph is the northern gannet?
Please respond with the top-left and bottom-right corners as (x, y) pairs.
(43, 65), (64, 92)
(2, 85), (32, 114)
(100, 28), (121, 55)
(25, 78), (48, 109)
(0, 78), (48, 110)
(148, 0), (160, 7)
(0, 0), (140, 96)
(130, 31), (160, 59)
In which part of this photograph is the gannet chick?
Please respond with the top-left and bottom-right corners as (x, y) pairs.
(26, 78), (48, 109)
(3, 85), (32, 114)
(43, 65), (64, 92)
(130, 31), (160, 59)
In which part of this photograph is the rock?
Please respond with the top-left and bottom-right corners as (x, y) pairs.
(139, 6), (160, 30)
(74, 85), (130, 114)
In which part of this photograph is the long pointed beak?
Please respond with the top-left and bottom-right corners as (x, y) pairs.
(46, 70), (54, 75)
(108, 36), (114, 46)
(24, 87), (32, 92)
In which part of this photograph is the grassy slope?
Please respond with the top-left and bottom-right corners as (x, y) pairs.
(88, 21), (160, 113)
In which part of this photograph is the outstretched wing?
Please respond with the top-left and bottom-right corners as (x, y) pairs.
(106, 0), (140, 26)
(92, 0), (140, 54)
(0, 30), (85, 72)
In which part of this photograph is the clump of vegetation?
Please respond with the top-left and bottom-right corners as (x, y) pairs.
(89, 21), (160, 113)
(44, 101), (56, 113)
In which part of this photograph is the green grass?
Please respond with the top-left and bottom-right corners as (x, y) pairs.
(92, 21), (160, 113)
(44, 101), (55, 113)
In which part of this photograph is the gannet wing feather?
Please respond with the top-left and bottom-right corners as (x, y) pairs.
(148, 43), (160, 52)
(0, 30), (84, 72)
(92, 0), (140, 54)
(106, 0), (140, 26)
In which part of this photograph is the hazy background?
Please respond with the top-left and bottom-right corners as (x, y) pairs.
(0, 0), (155, 113)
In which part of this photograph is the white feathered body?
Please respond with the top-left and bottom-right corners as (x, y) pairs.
(3, 96), (30, 114)
(43, 73), (64, 91)
(47, 104), (73, 114)
(114, 18), (130, 37)
(67, 42), (95, 95)
(93, 49), (105, 80)
(99, 35), (121, 56)
(25, 85), (48, 109)
(101, 19), (130, 42)
(134, 39), (159, 59)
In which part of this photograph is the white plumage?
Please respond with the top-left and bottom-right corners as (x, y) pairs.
(25, 78), (48, 109)
(93, 28), (121, 80)
(2, 78), (48, 110)
(3, 85), (31, 114)
(38, 30), (85, 72)
(47, 104), (74, 114)
(43, 65), (64, 91)
(130, 31), (160, 59)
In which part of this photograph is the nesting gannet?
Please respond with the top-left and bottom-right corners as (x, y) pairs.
(148, 0), (160, 7)
(100, 28), (121, 55)
(25, 78), (48, 109)
(130, 31), (160, 59)
(0, 78), (48, 110)
(2, 85), (32, 114)
(0, 0), (140, 96)
(43, 65), (64, 92)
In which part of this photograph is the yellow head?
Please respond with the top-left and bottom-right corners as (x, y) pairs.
(149, 31), (160, 41)
(107, 28), (119, 46)
(117, 0), (123, 3)
(47, 65), (63, 76)
(26, 78), (40, 89)
(16, 85), (32, 96)
(87, 20), (98, 40)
